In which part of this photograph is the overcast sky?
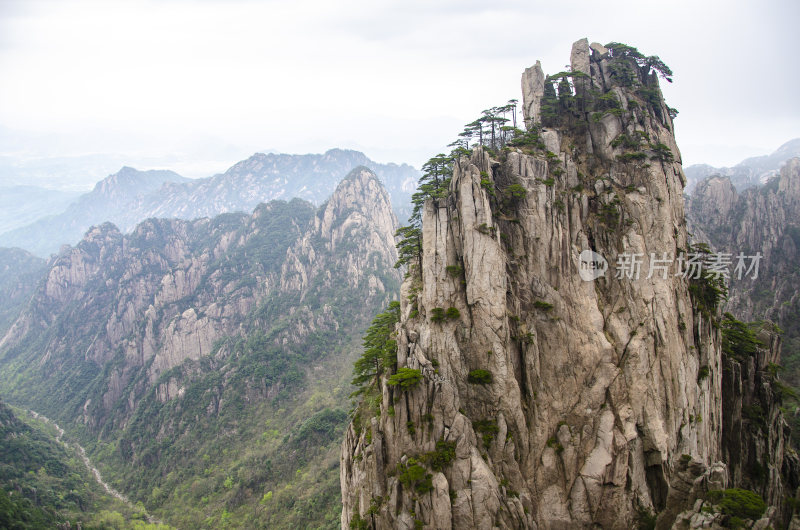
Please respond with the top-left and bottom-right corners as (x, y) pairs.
(0, 0), (797, 184)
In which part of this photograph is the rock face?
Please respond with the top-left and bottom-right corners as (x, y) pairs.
(721, 325), (800, 518)
(687, 159), (800, 524)
(521, 61), (545, 127)
(342, 40), (799, 529)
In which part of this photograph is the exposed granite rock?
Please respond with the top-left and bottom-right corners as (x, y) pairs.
(0, 247), (46, 339)
(343, 38), (800, 529)
(521, 60), (545, 127)
(340, 39), (774, 529)
(721, 325), (800, 521)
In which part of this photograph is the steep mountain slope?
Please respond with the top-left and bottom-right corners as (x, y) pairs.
(0, 248), (46, 337)
(0, 149), (418, 257)
(0, 401), (163, 529)
(684, 138), (800, 194)
(688, 158), (800, 435)
(0, 167), (401, 528)
(342, 39), (799, 529)
(0, 167), (189, 257)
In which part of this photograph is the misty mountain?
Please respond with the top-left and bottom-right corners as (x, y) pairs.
(0, 167), (189, 256)
(133, 148), (418, 224)
(684, 138), (800, 193)
(0, 149), (418, 257)
(0, 185), (81, 234)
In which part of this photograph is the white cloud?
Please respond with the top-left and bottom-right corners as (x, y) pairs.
(0, 0), (797, 173)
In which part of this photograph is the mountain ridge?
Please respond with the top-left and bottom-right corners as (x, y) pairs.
(0, 148), (418, 257)
(0, 165), (402, 528)
(684, 138), (800, 194)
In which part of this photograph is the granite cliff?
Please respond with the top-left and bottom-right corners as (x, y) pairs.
(342, 40), (799, 529)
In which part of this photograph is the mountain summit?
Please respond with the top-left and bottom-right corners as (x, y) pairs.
(341, 39), (799, 529)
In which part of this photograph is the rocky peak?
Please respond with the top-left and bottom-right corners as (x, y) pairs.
(341, 39), (799, 529)
(0, 168), (401, 441)
(316, 166), (396, 242)
(521, 60), (545, 128)
(281, 166), (399, 294)
(91, 167), (187, 199)
(689, 176), (738, 239)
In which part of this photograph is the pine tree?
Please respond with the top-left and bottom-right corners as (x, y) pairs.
(351, 301), (401, 394)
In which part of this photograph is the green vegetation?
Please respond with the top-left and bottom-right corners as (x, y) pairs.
(387, 368), (423, 391)
(706, 489), (767, 520)
(0, 195), (404, 529)
(445, 265), (463, 278)
(0, 403), (166, 529)
(546, 436), (564, 454)
(687, 245), (728, 317)
(504, 183), (527, 202)
(467, 370), (493, 385)
(396, 459), (433, 494)
(721, 313), (763, 361)
(605, 42), (673, 83)
(472, 420), (499, 449)
(649, 142), (674, 162)
(480, 173), (496, 197)
(617, 152), (648, 163)
(599, 198), (621, 229)
(419, 441), (457, 472)
(352, 301), (401, 395)
(430, 307), (460, 323)
(533, 300), (554, 312)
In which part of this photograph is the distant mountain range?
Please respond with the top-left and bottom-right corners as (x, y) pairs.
(684, 138), (800, 193)
(0, 149), (419, 257)
(0, 185), (81, 234)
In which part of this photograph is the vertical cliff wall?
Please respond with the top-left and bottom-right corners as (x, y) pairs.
(342, 40), (798, 529)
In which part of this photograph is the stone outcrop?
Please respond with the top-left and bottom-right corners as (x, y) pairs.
(0, 248), (45, 338)
(521, 61), (545, 127)
(342, 39), (799, 529)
